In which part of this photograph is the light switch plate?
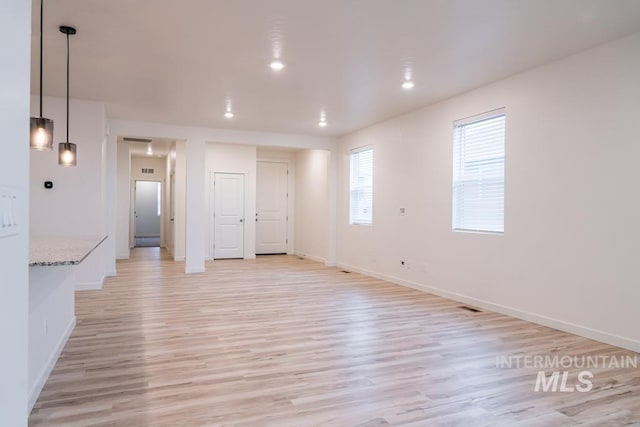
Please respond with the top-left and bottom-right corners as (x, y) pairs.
(0, 186), (20, 238)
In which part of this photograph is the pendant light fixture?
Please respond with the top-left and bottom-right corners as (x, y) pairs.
(58, 25), (77, 167)
(30, 0), (54, 150)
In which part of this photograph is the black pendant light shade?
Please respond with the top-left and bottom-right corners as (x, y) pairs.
(30, 117), (54, 151)
(58, 142), (77, 166)
(58, 25), (77, 167)
(30, 0), (54, 150)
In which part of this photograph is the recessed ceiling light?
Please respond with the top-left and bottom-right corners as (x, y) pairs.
(224, 111), (234, 119)
(270, 60), (285, 71)
(318, 111), (328, 127)
(146, 144), (153, 155)
(402, 80), (415, 90)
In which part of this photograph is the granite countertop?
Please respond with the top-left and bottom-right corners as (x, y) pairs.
(29, 235), (108, 267)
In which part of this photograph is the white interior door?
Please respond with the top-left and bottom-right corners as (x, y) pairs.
(214, 173), (245, 259)
(256, 162), (288, 254)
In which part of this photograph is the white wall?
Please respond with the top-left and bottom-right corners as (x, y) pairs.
(173, 141), (187, 261)
(205, 143), (257, 260)
(30, 97), (107, 237)
(28, 266), (76, 410)
(0, 0), (30, 424)
(337, 33), (640, 352)
(295, 150), (330, 262)
(115, 141), (131, 258)
(185, 139), (206, 272)
(105, 121), (117, 276)
(30, 96), (108, 289)
(131, 157), (167, 181)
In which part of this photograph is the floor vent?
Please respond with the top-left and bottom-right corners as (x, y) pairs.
(458, 305), (482, 313)
(340, 270), (351, 274)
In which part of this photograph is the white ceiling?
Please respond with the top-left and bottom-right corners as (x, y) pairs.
(32, 0), (640, 137)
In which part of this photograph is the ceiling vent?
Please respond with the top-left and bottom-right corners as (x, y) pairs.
(123, 137), (152, 143)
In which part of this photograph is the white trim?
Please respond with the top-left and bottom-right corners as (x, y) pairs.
(29, 316), (76, 412)
(294, 251), (326, 264)
(173, 256), (185, 262)
(350, 144), (373, 155)
(453, 107), (505, 127)
(185, 267), (205, 274)
(106, 270), (117, 277)
(336, 262), (640, 353)
(76, 275), (106, 291)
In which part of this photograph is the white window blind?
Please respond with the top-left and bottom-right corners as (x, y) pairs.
(453, 109), (505, 233)
(350, 146), (373, 225)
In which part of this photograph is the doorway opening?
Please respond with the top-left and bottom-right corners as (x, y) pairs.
(134, 180), (162, 248)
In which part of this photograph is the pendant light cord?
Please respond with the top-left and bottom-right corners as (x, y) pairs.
(39, 0), (44, 117)
(66, 30), (70, 144)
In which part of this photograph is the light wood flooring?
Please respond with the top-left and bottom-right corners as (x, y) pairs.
(29, 249), (640, 426)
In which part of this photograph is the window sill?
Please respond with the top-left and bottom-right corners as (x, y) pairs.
(453, 228), (503, 235)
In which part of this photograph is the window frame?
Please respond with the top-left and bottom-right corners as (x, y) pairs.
(452, 108), (506, 234)
(349, 145), (374, 226)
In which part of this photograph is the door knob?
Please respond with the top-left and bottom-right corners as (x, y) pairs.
(240, 219), (244, 223)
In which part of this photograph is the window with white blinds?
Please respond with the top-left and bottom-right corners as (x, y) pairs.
(452, 108), (505, 233)
(350, 146), (373, 225)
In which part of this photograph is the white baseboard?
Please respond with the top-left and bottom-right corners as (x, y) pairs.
(174, 256), (185, 261)
(76, 274), (106, 291)
(106, 269), (117, 277)
(337, 262), (640, 353)
(185, 267), (205, 274)
(29, 316), (76, 412)
(294, 251), (326, 264)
